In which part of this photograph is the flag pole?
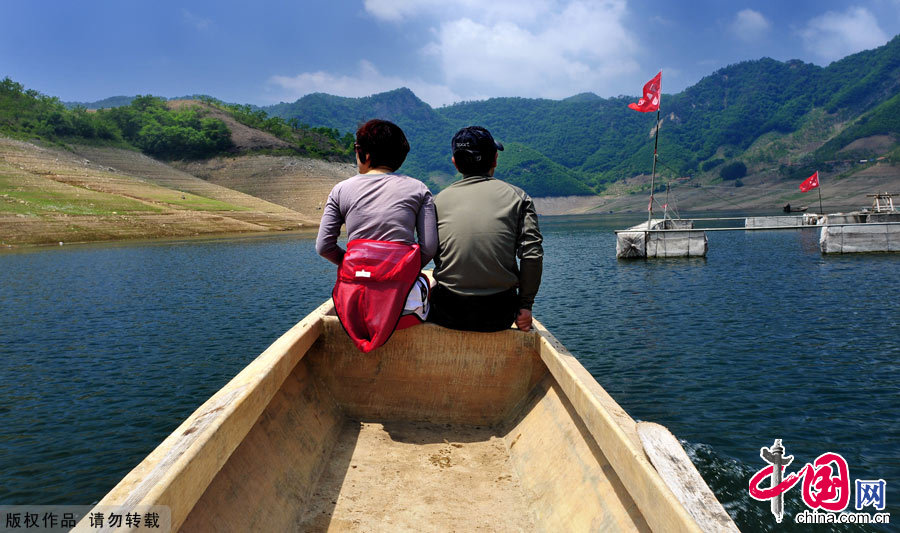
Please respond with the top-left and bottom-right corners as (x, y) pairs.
(817, 175), (824, 214)
(646, 108), (660, 230)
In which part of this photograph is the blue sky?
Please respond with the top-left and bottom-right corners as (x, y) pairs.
(2, 1), (898, 107)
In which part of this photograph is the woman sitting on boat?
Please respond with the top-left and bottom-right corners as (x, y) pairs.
(315, 119), (437, 352)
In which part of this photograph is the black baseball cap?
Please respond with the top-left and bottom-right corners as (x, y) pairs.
(451, 126), (504, 159)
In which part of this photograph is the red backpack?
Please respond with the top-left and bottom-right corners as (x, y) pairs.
(332, 240), (425, 353)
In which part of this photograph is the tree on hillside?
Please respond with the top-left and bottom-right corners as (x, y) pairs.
(95, 95), (233, 159)
(719, 161), (747, 181)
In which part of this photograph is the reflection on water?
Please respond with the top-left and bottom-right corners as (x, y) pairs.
(1, 218), (897, 531)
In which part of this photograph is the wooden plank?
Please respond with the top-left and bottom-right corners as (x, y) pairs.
(307, 317), (546, 425)
(298, 421), (537, 531)
(504, 375), (650, 531)
(180, 359), (346, 531)
(532, 318), (704, 533)
(638, 422), (739, 532)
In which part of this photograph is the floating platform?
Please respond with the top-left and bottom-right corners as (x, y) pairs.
(615, 207), (899, 257)
(744, 214), (822, 228)
(616, 219), (708, 259)
(820, 220), (900, 254)
(824, 212), (900, 224)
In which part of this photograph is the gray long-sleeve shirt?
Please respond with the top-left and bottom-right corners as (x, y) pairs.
(315, 173), (437, 266)
(433, 175), (543, 309)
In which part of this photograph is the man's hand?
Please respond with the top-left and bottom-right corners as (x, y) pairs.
(515, 308), (533, 332)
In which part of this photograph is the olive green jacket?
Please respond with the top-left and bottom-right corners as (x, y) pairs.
(433, 176), (543, 309)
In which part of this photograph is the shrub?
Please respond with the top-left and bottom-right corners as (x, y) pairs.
(720, 161), (747, 181)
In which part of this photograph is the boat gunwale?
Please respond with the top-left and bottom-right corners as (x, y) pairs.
(76, 300), (332, 531)
(532, 318), (706, 533)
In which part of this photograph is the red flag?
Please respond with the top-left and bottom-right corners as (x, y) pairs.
(799, 171), (819, 192)
(628, 72), (661, 112)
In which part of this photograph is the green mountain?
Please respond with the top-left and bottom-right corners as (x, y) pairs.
(267, 89), (452, 190)
(266, 89), (608, 195)
(499, 143), (593, 196)
(264, 34), (900, 197)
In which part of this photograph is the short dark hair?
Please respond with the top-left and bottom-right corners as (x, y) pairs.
(453, 150), (493, 176)
(451, 126), (502, 176)
(355, 119), (409, 171)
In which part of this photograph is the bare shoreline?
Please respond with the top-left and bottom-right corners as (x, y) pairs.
(0, 226), (321, 253)
(2, 135), (895, 248)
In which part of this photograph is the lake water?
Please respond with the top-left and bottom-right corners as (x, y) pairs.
(1, 214), (897, 532)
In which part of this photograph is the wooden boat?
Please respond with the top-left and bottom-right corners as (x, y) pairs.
(782, 203), (809, 213)
(79, 300), (737, 532)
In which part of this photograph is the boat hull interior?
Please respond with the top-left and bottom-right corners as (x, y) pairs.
(83, 301), (730, 532)
(181, 316), (649, 532)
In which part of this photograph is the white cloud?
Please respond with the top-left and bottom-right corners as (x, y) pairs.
(731, 9), (770, 42)
(800, 7), (889, 62)
(425, 1), (640, 99)
(362, 0), (442, 22)
(268, 60), (463, 107)
(276, 1), (641, 104)
(181, 9), (212, 31)
(364, 0), (555, 25)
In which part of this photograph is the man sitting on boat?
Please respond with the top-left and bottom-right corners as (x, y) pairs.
(430, 126), (543, 332)
(316, 119), (437, 352)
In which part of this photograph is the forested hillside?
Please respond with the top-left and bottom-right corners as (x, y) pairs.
(0, 79), (353, 162)
(265, 35), (900, 197)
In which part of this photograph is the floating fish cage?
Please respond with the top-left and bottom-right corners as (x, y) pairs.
(819, 195), (900, 253)
(616, 219), (708, 259)
(820, 219), (900, 254)
(744, 215), (822, 228)
(615, 204), (899, 258)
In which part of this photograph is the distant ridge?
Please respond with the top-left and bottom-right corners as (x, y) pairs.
(64, 95), (134, 110)
(262, 34), (900, 197)
(64, 94), (227, 110)
(562, 93), (602, 103)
